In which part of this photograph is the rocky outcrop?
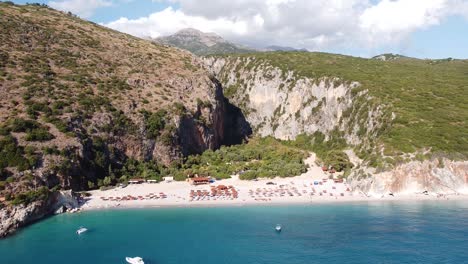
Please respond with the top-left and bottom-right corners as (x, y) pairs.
(1, 201), (50, 238)
(176, 78), (225, 157)
(204, 56), (467, 195)
(348, 159), (468, 196)
(0, 191), (78, 238)
(203, 57), (389, 146)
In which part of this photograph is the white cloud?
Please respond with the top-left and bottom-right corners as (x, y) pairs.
(49, 0), (112, 18)
(103, 0), (468, 53)
(105, 7), (251, 38)
(359, 0), (448, 46)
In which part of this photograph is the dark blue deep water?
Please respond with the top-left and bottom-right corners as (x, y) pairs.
(1, 201), (468, 264)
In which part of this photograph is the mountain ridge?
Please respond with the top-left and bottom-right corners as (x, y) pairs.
(154, 28), (254, 56)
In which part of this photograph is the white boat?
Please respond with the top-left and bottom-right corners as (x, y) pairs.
(126, 257), (144, 264)
(275, 224), (282, 232)
(76, 227), (88, 235)
(69, 208), (81, 213)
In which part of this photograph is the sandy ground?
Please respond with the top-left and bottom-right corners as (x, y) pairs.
(81, 154), (468, 211)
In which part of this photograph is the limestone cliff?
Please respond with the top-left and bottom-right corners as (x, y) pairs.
(203, 57), (388, 146)
(204, 55), (468, 195)
(348, 159), (468, 196)
(0, 191), (77, 238)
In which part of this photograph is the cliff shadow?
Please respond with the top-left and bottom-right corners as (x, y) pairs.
(222, 98), (252, 146)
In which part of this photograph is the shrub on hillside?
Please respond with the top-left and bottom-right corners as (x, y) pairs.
(142, 109), (167, 139)
(10, 187), (50, 206)
(180, 137), (308, 180)
(25, 128), (55, 141)
(0, 135), (31, 171)
(10, 118), (40, 132)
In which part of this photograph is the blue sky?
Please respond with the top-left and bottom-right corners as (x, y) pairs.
(8, 0), (468, 59)
(409, 16), (468, 59)
(12, 0), (171, 22)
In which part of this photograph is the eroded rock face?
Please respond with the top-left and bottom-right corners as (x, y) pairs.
(0, 191), (78, 238)
(203, 57), (387, 145)
(1, 202), (46, 238)
(176, 78), (225, 157)
(204, 57), (467, 195)
(349, 159), (468, 195)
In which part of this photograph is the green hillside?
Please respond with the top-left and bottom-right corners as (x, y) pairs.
(0, 3), (304, 210)
(0, 2), (227, 206)
(214, 52), (468, 158)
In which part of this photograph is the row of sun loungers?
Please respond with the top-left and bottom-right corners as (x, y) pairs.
(248, 187), (305, 198)
(249, 182), (352, 199)
(189, 185), (239, 201)
(100, 193), (167, 201)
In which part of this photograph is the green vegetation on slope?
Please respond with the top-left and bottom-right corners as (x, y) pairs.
(169, 137), (308, 180)
(9, 186), (50, 206)
(0, 135), (37, 172)
(0, 2), (219, 206)
(71, 137), (308, 186)
(215, 52), (468, 158)
(282, 132), (353, 174)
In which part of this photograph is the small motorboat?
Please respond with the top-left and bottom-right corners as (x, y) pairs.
(76, 227), (88, 235)
(275, 224), (282, 232)
(126, 257), (144, 264)
(69, 208), (81, 213)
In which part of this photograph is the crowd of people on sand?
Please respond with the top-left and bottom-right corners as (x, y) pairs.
(189, 185), (239, 201)
(249, 179), (352, 201)
(99, 192), (168, 202)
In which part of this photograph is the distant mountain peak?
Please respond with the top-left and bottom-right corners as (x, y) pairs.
(153, 28), (254, 55)
(171, 28), (227, 47)
(176, 28), (203, 34)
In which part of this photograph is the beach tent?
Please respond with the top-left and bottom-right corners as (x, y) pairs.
(163, 176), (174, 183)
(128, 179), (145, 184)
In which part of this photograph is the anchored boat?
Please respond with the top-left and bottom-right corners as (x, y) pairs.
(76, 227), (88, 235)
(126, 257), (144, 264)
(275, 224), (282, 232)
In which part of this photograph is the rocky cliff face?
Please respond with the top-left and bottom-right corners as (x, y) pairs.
(348, 159), (468, 196)
(204, 56), (468, 195)
(204, 57), (388, 146)
(0, 191), (77, 238)
(176, 78), (226, 157)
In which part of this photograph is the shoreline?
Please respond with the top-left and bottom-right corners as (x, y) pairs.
(78, 155), (468, 213)
(79, 175), (468, 212)
(80, 195), (468, 212)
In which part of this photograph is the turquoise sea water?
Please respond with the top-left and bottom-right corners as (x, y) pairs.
(1, 201), (468, 264)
